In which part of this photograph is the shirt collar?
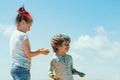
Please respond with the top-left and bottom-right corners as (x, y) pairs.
(56, 54), (66, 58)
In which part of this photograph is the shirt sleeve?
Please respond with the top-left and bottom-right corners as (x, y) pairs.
(70, 56), (81, 75)
(20, 34), (28, 42)
(48, 58), (54, 78)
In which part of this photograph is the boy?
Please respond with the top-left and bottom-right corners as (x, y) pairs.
(48, 34), (85, 80)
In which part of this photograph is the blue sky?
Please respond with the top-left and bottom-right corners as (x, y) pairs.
(0, 0), (120, 80)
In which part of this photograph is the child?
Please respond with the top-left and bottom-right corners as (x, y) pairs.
(48, 34), (85, 80)
(10, 6), (49, 80)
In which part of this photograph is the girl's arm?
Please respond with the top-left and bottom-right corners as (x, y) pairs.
(22, 39), (49, 59)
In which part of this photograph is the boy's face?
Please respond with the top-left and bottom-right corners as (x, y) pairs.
(57, 41), (70, 55)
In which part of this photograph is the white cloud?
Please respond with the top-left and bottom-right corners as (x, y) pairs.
(71, 26), (120, 80)
(70, 52), (89, 66)
(0, 23), (14, 37)
(96, 26), (106, 34)
(73, 26), (120, 58)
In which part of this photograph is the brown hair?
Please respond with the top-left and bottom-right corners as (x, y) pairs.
(16, 6), (33, 25)
(51, 34), (71, 53)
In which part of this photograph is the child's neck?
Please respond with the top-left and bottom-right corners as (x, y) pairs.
(17, 26), (25, 33)
(57, 52), (66, 57)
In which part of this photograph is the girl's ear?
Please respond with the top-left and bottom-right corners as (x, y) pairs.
(21, 20), (27, 27)
(22, 20), (26, 25)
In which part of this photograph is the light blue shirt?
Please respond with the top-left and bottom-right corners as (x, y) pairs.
(10, 29), (31, 69)
(49, 54), (80, 80)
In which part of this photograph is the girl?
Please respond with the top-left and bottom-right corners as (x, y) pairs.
(10, 6), (49, 80)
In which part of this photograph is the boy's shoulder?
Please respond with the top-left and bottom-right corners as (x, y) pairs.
(50, 55), (59, 64)
(66, 54), (71, 56)
(52, 55), (58, 59)
(66, 54), (72, 58)
(50, 54), (58, 61)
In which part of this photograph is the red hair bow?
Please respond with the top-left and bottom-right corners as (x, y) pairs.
(17, 8), (30, 19)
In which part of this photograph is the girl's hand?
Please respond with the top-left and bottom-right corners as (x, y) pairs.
(42, 49), (50, 55)
(36, 48), (50, 55)
(53, 75), (59, 80)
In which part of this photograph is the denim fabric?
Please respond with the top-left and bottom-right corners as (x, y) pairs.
(11, 65), (30, 80)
